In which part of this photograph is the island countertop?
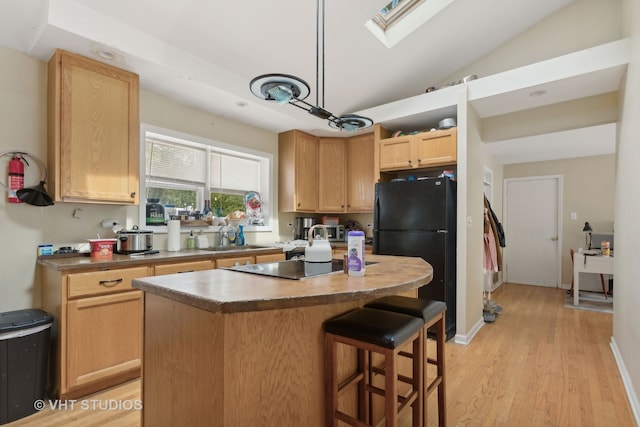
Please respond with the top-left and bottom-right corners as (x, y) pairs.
(131, 254), (433, 314)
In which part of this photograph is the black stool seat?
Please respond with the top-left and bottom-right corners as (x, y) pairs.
(365, 295), (446, 322)
(365, 295), (448, 427)
(325, 307), (424, 349)
(324, 307), (424, 426)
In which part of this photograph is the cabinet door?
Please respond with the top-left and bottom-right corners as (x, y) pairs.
(318, 138), (346, 212)
(50, 49), (140, 204)
(378, 136), (414, 171)
(346, 134), (374, 212)
(414, 129), (457, 167)
(154, 260), (214, 275)
(66, 291), (143, 390)
(216, 256), (255, 268)
(294, 132), (319, 211)
(279, 130), (318, 212)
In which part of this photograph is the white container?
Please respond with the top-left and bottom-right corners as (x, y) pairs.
(167, 220), (181, 251)
(347, 231), (365, 277)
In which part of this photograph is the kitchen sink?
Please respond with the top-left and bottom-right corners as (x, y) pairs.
(200, 245), (273, 252)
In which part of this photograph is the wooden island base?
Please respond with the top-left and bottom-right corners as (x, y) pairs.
(135, 255), (432, 426)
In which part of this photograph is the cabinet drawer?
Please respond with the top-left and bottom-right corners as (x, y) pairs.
(67, 266), (150, 299)
(255, 253), (286, 264)
(216, 256), (254, 268)
(154, 260), (214, 275)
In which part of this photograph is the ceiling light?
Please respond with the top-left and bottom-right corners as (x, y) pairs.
(249, 0), (372, 132)
(250, 74), (310, 104)
(97, 50), (115, 60)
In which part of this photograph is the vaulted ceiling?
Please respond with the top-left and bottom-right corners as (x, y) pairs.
(1, 0), (620, 163)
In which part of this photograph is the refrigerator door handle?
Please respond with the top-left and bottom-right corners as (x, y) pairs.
(437, 230), (448, 233)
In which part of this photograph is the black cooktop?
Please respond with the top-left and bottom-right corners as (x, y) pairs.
(229, 259), (345, 280)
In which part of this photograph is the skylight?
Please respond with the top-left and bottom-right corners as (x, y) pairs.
(372, 0), (424, 30)
(366, 0), (455, 48)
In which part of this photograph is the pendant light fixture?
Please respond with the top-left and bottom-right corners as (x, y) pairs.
(250, 0), (373, 132)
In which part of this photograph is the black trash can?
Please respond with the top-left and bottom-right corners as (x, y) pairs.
(0, 309), (53, 425)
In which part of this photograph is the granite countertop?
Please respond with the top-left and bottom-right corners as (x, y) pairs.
(132, 254), (433, 314)
(37, 246), (283, 271)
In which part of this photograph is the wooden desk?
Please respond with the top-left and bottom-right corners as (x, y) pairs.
(573, 253), (614, 305)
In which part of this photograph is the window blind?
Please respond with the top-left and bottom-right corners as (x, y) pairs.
(146, 139), (206, 184)
(210, 153), (260, 192)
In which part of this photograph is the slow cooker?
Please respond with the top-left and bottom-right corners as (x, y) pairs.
(116, 226), (154, 254)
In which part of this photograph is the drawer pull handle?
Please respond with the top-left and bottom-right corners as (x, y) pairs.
(178, 270), (194, 273)
(99, 278), (123, 287)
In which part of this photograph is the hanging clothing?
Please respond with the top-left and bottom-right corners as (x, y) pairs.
(484, 208), (499, 272)
(483, 196), (504, 271)
(484, 196), (505, 248)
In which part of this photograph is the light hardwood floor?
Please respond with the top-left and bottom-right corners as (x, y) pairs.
(8, 283), (636, 426)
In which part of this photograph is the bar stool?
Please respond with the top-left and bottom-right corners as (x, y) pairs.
(324, 307), (424, 427)
(366, 296), (447, 427)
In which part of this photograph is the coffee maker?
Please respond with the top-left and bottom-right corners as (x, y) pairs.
(294, 217), (316, 240)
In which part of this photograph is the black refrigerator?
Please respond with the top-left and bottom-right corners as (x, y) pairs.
(373, 177), (456, 340)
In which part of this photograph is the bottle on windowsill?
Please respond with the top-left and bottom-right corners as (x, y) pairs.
(203, 199), (212, 219)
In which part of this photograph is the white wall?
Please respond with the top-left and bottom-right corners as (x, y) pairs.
(614, 0), (640, 420)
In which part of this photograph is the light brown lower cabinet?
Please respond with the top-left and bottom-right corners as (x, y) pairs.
(66, 291), (143, 390)
(42, 265), (150, 399)
(153, 260), (214, 275)
(216, 253), (286, 268)
(255, 253), (286, 264)
(41, 251), (284, 399)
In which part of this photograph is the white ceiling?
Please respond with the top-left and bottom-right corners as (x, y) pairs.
(0, 0), (618, 164)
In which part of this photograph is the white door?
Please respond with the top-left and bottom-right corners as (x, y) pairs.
(504, 176), (562, 287)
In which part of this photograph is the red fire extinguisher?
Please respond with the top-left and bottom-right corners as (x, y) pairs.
(8, 153), (25, 203)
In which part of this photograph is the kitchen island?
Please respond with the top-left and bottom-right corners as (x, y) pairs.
(132, 254), (433, 426)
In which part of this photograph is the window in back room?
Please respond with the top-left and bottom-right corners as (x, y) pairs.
(139, 124), (273, 232)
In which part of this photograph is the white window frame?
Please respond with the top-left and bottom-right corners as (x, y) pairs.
(139, 124), (273, 233)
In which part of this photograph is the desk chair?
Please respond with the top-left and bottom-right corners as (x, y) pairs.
(569, 249), (608, 298)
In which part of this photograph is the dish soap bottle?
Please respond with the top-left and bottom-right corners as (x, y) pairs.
(236, 224), (245, 247)
(187, 230), (196, 249)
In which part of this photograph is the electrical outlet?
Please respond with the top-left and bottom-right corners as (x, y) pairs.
(73, 208), (83, 219)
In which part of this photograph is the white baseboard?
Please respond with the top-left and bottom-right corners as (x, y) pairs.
(454, 316), (484, 345)
(610, 337), (640, 425)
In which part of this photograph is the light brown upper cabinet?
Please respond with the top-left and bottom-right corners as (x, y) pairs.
(346, 133), (375, 212)
(318, 137), (347, 212)
(279, 130), (319, 212)
(375, 124), (457, 176)
(279, 131), (374, 213)
(48, 49), (140, 204)
(413, 128), (457, 167)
